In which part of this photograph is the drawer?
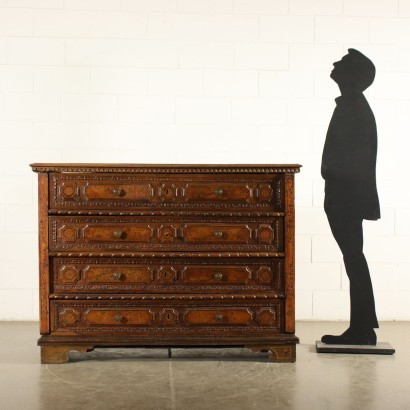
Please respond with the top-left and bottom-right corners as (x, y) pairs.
(49, 173), (284, 212)
(49, 216), (284, 252)
(50, 300), (284, 335)
(51, 257), (284, 294)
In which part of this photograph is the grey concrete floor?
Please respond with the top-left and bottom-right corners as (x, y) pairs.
(0, 321), (409, 410)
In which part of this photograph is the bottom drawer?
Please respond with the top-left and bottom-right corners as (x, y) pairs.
(51, 300), (284, 335)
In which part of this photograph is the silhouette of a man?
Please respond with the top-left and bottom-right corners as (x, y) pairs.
(321, 49), (380, 345)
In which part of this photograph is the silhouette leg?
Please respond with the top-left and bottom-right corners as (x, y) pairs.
(322, 208), (378, 344)
(344, 249), (378, 330)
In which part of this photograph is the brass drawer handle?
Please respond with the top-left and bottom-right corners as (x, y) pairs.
(112, 188), (122, 197)
(214, 272), (223, 281)
(213, 231), (223, 238)
(214, 188), (224, 196)
(114, 314), (123, 323)
(112, 272), (123, 280)
(113, 230), (123, 238)
(215, 314), (224, 322)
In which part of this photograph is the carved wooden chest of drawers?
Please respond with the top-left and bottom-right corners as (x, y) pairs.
(30, 164), (301, 363)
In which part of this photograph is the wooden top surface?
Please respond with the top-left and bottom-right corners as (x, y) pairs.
(30, 163), (302, 174)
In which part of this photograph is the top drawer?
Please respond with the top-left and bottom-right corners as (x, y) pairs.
(49, 173), (284, 213)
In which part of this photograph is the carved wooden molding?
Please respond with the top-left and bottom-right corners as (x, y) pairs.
(52, 257), (284, 265)
(49, 293), (283, 300)
(38, 173), (50, 334)
(284, 174), (296, 333)
(51, 251), (285, 258)
(51, 210), (283, 217)
(31, 164), (301, 174)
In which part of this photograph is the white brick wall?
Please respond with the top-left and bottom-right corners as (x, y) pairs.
(65, 38), (123, 66)
(289, 0), (343, 16)
(344, 0), (398, 17)
(315, 17), (370, 44)
(8, 38), (65, 65)
(0, 1), (409, 321)
(234, 43), (288, 70)
(259, 16), (315, 43)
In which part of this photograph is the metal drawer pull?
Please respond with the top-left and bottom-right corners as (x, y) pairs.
(113, 230), (123, 238)
(214, 188), (224, 196)
(214, 272), (223, 281)
(215, 314), (224, 322)
(112, 272), (123, 280)
(213, 231), (223, 238)
(112, 188), (122, 196)
(114, 314), (123, 323)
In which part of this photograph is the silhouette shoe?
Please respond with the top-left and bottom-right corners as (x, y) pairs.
(321, 328), (377, 345)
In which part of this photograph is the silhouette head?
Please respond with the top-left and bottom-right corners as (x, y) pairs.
(331, 49), (376, 93)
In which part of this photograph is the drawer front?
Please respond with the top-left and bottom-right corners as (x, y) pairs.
(52, 258), (284, 294)
(49, 173), (284, 212)
(49, 216), (283, 252)
(50, 300), (284, 335)
(184, 308), (252, 326)
(184, 183), (251, 202)
(182, 224), (252, 243)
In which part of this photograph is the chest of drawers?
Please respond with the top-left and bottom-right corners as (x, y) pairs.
(31, 164), (300, 363)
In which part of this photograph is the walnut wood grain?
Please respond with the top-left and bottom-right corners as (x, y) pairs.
(49, 216), (284, 253)
(52, 257), (284, 294)
(49, 173), (286, 212)
(32, 163), (300, 363)
(284, 174), (296, 334)
(38, 173), (50, 335)
(41, 346), (94, 364)
(49, 216), (283, 252)
(246, 344), (296, 363)
(50, 300), (283, 334)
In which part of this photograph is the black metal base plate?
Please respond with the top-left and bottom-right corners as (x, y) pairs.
(316, 341), (395, 355)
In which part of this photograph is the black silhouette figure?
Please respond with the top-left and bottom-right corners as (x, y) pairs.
(321, 49), (380, 345)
